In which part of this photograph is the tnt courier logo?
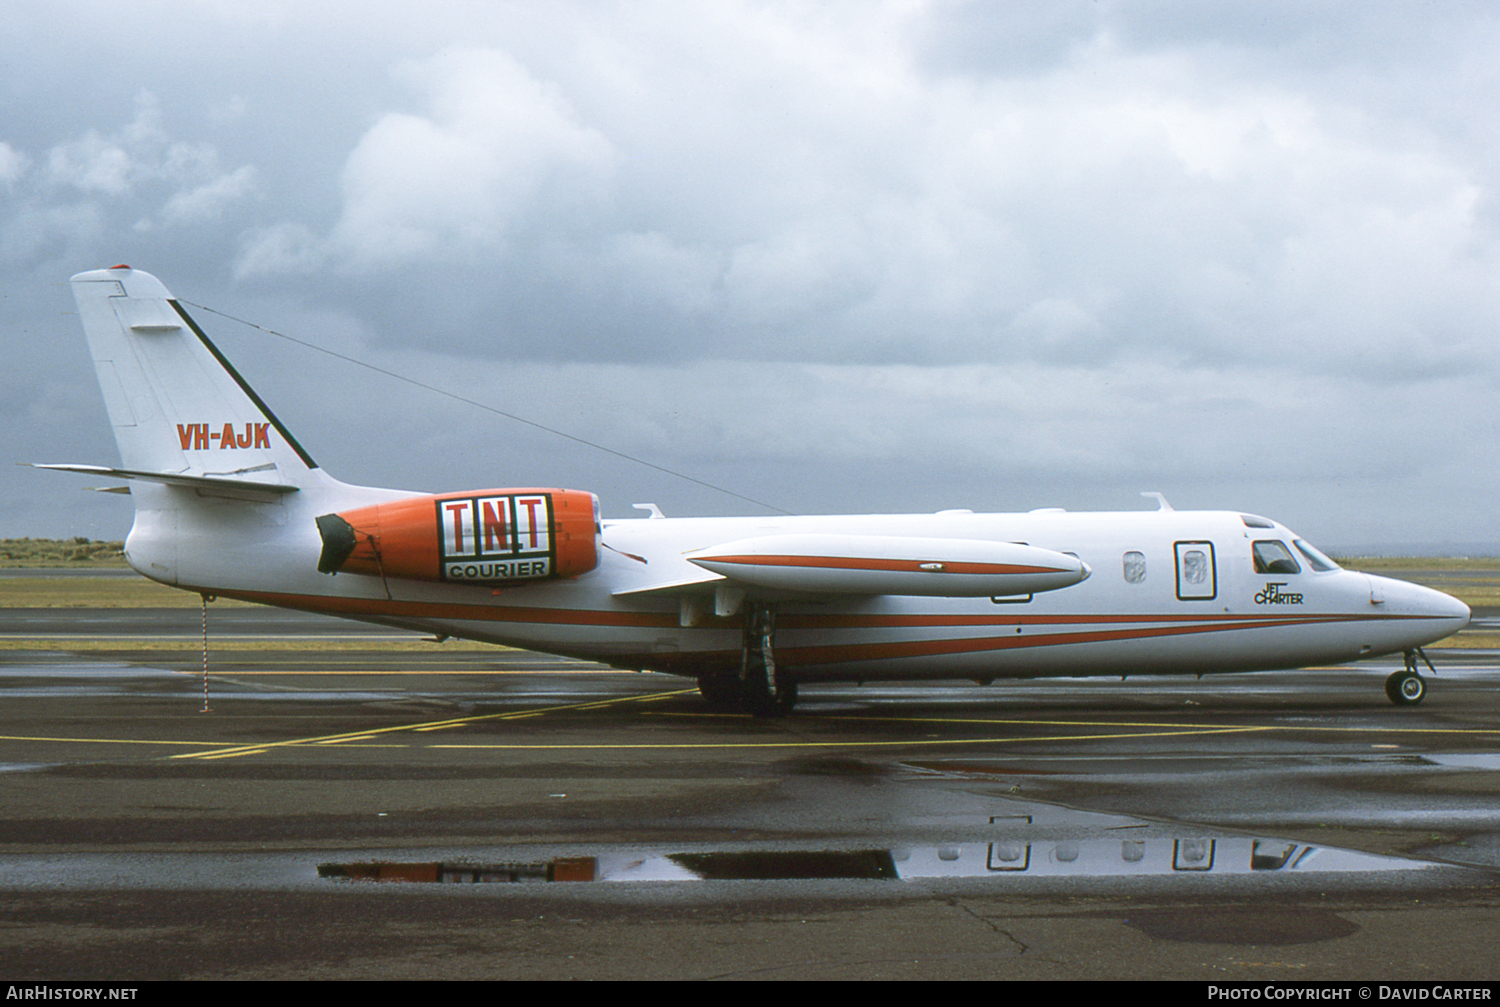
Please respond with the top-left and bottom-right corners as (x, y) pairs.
(438, 494), (554, 582)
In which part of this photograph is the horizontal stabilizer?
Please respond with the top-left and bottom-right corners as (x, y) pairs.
(31, 463), (299, 495)
(687, 534), (1090, 597)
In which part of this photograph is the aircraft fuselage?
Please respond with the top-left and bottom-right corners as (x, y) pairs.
(120, 478), (1467, 685)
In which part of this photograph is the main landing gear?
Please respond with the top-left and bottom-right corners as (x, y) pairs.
(1385, 648), (1435, 705)
(696, 602), (798, 717)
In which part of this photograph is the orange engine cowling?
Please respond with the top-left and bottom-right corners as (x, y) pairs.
(315, 488), (600, 586)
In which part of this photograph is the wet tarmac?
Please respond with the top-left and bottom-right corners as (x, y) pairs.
(2, 607), (1499, 979)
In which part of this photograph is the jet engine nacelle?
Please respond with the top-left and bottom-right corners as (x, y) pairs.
(316, 488), (600, 586)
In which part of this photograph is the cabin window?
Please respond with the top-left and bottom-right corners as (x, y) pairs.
(1252, 540), (1301, 575)
(1122, 551), (1146, 583)
(1174, 541), (1217, 600)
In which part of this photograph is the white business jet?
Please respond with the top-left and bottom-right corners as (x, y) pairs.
(37, 266), (1470, 715)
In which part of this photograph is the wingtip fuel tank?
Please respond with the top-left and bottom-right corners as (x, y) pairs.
(686, 534), (1090, 597)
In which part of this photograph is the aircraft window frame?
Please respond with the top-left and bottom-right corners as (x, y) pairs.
(1292, 539), (1340, 572)
(1122, 551), (1146, 584)
(987, 841), (1032, 871)
(1173, 838), (1217, 871)
(1252, 540), (1301, 575)
(1173, 541), (1216, 601)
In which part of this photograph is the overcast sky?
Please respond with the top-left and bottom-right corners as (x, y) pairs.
(5, 1), (1498, 551)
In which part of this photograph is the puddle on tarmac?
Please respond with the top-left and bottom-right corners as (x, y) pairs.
(314, 828), (1437, 885)
(1423, 752), (1500, 771)
(1, 815), (1444, 891)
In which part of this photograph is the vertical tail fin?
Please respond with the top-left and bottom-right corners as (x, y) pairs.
(70, 265), (317, 491)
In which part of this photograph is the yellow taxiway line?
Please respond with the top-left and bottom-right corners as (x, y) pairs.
(6, 689), (1500, 760)
(166, 689), (698, 759)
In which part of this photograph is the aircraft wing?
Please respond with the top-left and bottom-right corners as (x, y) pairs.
(610, 569), (727, 598)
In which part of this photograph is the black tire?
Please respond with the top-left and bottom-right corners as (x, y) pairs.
(1385, 670), (1426, 705)
(743, 662), (778, 717)
(697, 674), (740, 710)
(775, 679), (798, 712)
(747, 677), (799, 717)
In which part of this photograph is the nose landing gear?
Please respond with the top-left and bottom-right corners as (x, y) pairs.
(1385, 648), (1435, 705)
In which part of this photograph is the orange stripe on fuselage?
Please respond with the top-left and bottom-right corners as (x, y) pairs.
(211, 587), (1423, 633)
(777, 617), (1344, 666)
(215, 588), (682, 629)
(778, 610), (1382, 630)
(197, 587), (1440, 664)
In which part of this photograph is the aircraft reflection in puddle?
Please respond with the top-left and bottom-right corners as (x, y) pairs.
(318, 831), (1435, 884)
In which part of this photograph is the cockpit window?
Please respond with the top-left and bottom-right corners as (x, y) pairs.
(1253, 540), (1301, 575)
(1293, 539), (1340, 572)
(1240, 514), (1275, 529)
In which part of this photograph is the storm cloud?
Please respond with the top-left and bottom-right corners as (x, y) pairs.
(5, 1), (1497, 550)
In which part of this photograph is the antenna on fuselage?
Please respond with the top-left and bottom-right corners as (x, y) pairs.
(1141, 491), (1174, 512)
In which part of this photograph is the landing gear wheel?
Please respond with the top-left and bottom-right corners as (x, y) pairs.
(743, 669), (778, 718)
(1385, 670), (1426, 705)
(698, 673), (740, 710)
(738, 666), (798, 717)
(775, 680), (798, 713)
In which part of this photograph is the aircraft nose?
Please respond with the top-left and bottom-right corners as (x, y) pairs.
(1442, 591), (1470, 630)
(1367, 573), (1470, 641)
